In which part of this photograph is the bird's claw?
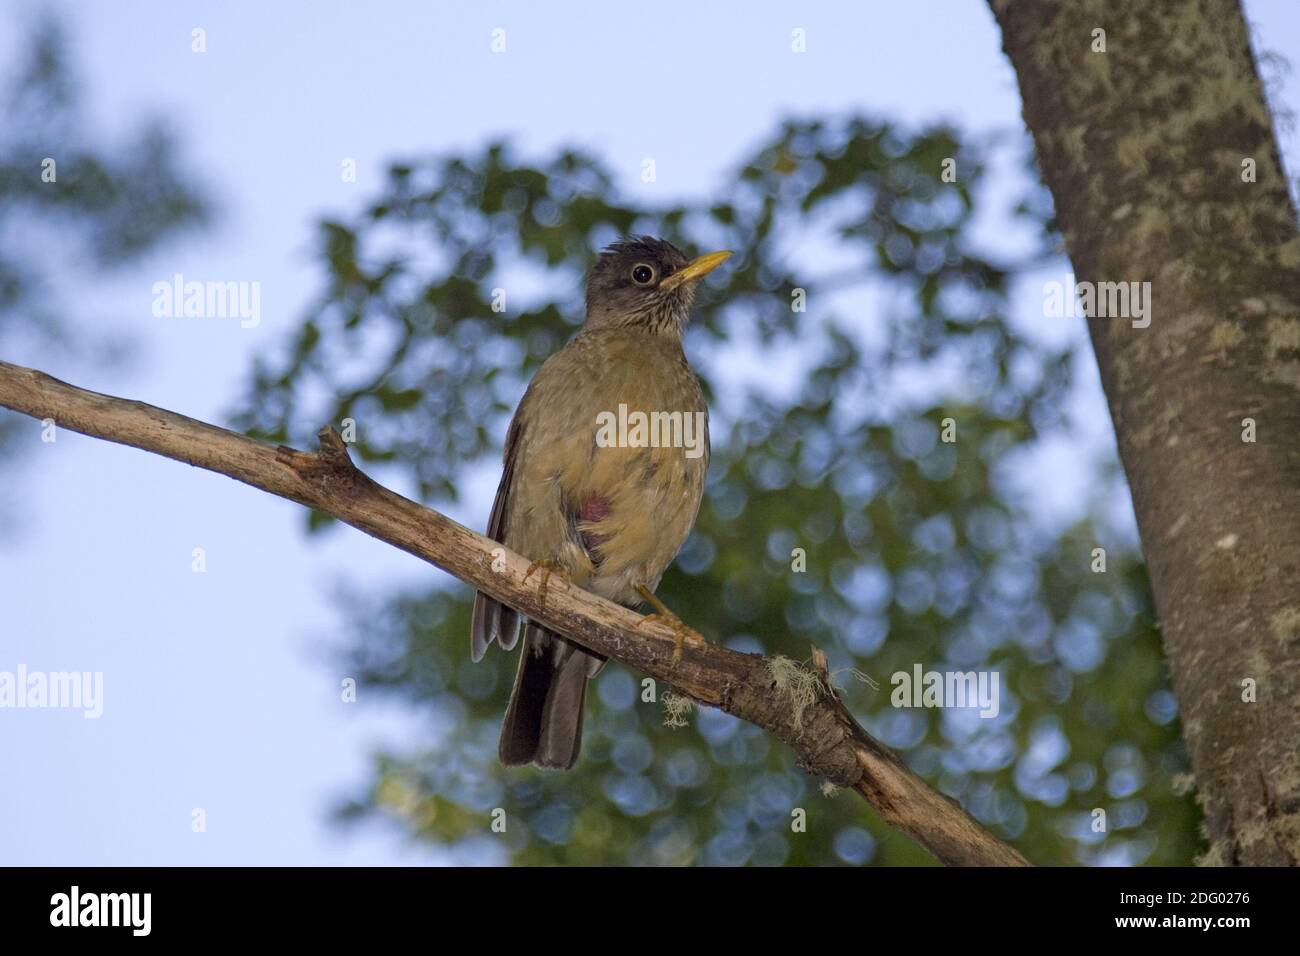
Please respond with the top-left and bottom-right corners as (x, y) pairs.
(638, 613), (705, 664)
(523, 559), (570, 606)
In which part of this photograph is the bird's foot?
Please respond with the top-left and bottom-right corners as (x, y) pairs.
(634, 584), (705, 664)
(523, 559), (570, 606)
(638, 613), (705, 664)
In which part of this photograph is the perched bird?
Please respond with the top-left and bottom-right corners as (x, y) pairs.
(471, 236), (730, 770)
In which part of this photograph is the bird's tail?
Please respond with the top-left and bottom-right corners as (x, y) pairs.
(499, 622), (605, 770)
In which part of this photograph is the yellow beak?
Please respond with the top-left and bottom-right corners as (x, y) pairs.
(660, 250), (732, 291)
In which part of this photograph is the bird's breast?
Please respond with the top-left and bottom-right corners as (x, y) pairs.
(510, 329), (710, 602)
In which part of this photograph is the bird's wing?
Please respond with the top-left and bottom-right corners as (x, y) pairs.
(470, 414), (523, 662)
(486, 413), (520, 544)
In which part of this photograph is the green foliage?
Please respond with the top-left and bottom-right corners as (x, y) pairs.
(0, 17), (211, 337)
(236, 117), (1198, 865)
(0, 16), (210, 476)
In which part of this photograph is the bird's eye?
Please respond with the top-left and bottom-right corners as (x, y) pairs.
(632, 264), (655, 284)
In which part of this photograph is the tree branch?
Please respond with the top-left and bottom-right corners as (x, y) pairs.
(0, 358), (1029, 866)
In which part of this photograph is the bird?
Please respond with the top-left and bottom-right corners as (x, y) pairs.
(470, 236), (730, 770)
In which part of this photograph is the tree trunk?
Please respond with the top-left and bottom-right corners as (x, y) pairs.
(989, 0), (1300, 864)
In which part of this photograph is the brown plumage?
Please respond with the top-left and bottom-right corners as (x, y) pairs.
(471, 237), (729, 769)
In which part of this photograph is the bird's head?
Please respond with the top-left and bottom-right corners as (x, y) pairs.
(584, 236), (731, 336)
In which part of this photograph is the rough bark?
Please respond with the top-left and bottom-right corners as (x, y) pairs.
(0, 359), (1028, 866)
(989, 0), (1300, 864)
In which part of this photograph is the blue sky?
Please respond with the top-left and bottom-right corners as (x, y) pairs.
(1, 0), (1297, 865)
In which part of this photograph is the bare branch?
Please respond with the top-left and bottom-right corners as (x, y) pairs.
(0, 358), (1029, 866)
